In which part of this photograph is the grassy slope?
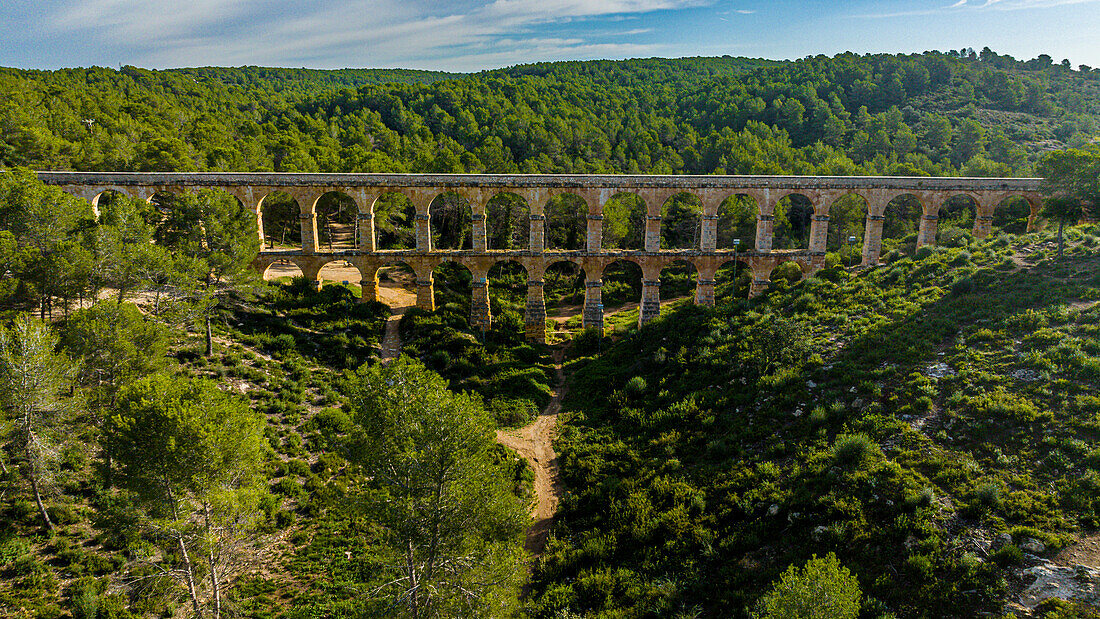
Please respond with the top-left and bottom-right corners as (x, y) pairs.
(530, 226), (1100, 617)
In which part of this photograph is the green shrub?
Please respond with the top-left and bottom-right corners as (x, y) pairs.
(831, 433), (880, 467)
(47, 504), (80, 526)
(991, 544), (1023, 567)
(286, 459), (311, 477)
(0, 535), (31, 565)
(974, 483), (1002, 511)
(950, 277), (974, 296)
(754, 553), (861, 619)
(625, 376), (647, 397)
(489, 397), (539, 427)
(271, 477), (304, 499)
(275, 510), (296, 528)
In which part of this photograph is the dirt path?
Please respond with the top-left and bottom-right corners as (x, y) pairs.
(496, 349), (567, 558)
(266, 260), (571, 556)
(265, 262), (416, 363)
(378, 284), (415, 363)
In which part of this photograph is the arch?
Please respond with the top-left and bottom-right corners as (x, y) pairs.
(313, 191), (358, 252)
(546, 193), (589, 250)
(769, 261), (805, 286)
(430, 191), (473, 250)
(488, 259), (529, 308)
(826, 193), (868, 264)
(716, 194), (758, 250)
(715, 259), (753, 300)
(259, 191), (301, 250)
(601, 192), (646, 250)
(992, 195), (1033, 234)
(370, 260), (419, 306)
(144, 190), (183, 238)
(88, 189), (126, 223)
(659, 259), (698, 301)
(484, 259), (529, 341)
(431, 260), (474, 312)
(486, 192), (531, 250)
(373, 191), (417, 250)
(261, 259), (304, 282)
(545, 260), (587, 337)
(937, 194), (978, 246)
(544, 259), (587, 309)
(600, 259), (643, 312)
(773, 193), (814, 250)
(90, 188), (129, 213)
(660, 192), (703, 250)
(880, 193), (925, 258)
(317, 260), (365, 290)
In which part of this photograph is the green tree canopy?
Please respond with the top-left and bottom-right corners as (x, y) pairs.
(0, 314), (77, 530)
(1036, 148), (1100, 257)
(108, 373), (267, 618)
(345, 356), (527, 618)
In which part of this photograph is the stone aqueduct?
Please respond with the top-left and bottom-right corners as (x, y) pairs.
(39, 172), (1041, 342)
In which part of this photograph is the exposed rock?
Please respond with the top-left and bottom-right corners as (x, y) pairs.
(1012, 368), (1041, 382)
(992, 532), (1013, 551)
(811, 526), (829, 542)
(925, 362), (956, 378)
(1020, 538), (1047, 554)
(1018, 562), (1100, 610)
(767, 504), (779, 516)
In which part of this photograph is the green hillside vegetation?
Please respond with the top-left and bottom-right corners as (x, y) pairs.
(530, 228), (1100, 617)
(2, 49), (1099, 179)
(2, 52), (1100, 617)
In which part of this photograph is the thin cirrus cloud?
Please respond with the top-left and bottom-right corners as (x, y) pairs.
(858, 0), (1099, 17)
(33, 0), (718, 70)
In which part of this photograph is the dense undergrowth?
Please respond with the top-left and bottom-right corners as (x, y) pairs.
(529, 226), (1100, 617)
(4, 225), (1100, 617)
(0, 274), (540, 618)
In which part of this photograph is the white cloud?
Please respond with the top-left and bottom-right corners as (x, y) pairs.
(44, 0), (706, 69)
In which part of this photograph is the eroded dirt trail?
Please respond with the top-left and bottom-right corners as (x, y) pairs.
(376, 285), (415, 363)
(496, 349), (567, 557)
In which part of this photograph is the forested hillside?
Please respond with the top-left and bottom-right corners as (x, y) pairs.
(2, 49), (1099, 177)
(3, 52), (1100, 619)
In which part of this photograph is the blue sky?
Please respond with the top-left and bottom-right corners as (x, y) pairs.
(2, 0), (1098, 72)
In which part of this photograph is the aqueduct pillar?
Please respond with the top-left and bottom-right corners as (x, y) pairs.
(583, 279), (604, 331)
(916, 212), (939, 248)
(471, 274), (491, 332)
(525, 279), (547, 343)
(586, 215), (604, 251)
(862, 214), (885, 266)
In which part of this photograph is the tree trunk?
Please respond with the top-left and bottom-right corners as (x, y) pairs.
(178, 533), (203, 617)
(28, 470), (54, 531)
(168, 484), (203, 617)
(206, 314), (213, 357)
(204, 503), (221, 619)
